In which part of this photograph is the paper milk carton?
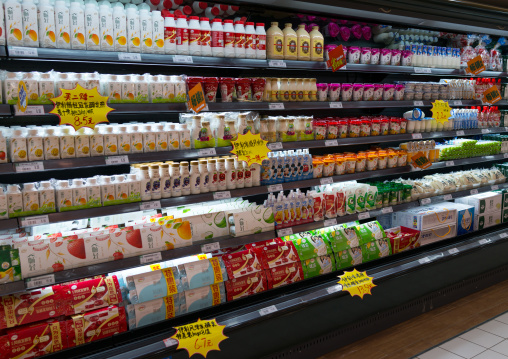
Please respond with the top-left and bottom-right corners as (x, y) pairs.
(419, 223), (457, 246)
(139, 219), (193, 250)
(433, 202), (475, 236)
(283, 232), (332, 261)
(181, 282), (226, 313)
(391, 205), (457, 231)
(227, 205), (275, 237)
(475, 212), (502, 231)
(455, 192), (502, 215)
(188, 212), (229, 240)
(302, 255), (336, 279)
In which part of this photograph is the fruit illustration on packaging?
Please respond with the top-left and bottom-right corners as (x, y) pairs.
(134, 143), (142, 151)
(127, 93), (135, 100)
(144, 38), (152, 47)
(67, 238), (86, 259)
(11, 27), (22, 40)
(121, 193), (128, 199)
(67, 147), (75, 155)
(122, 144), (130, 152)
(34, 149), (43, 158)
(116, 36), (127, 45)
(0, 151), (5, 160)
(64, 199), (72, 206)
(82, 146), (89, 154)
(30, 203), (38, 211)
(126, 229), (142, 248)
(159, 141), (167, 150)
(52, 262), (64, 272)
(30, 93), (38, 100)
(176, 221), (192, 240)
(172, 141), (179, 149)
(113, 251), (123, 260)
(108, 144), (117, 153)
(155, 39), (164, 48)
(104, 34), (113, 46)
(51, 148), (59, 157)
(47, 30), (55, 43)
(148, 142), (155, 151)
(75, 32), (85, 44)
(79, 197), (86, 205)
(184, 140), (190, 147)
(18, 150), (26, 159)
(131, 37), (140, 46)
(61, 32), (70, 43)
(107, 194), (114, 201)
(90, 33), (100, 45)
(26, 29), (37, 41)
(113, 92), (121, 100)
(165, 241), (174, 250)
(96, 145), (103, 153)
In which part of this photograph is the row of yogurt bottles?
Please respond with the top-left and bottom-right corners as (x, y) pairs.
(132, 156), (262, 201)
(2, 0), (267, 59)
(1, 122), (193, 163)
(260, 149), (313, 186)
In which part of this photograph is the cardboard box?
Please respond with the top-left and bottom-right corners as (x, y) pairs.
(227, 206), (275, 237)
(334, 247), (363, 270)
(225, 271), (271, 301)
(455, 192), (502, 215)
(325, 226), (360, 253)
(419, 224), (457, 246)
(361, 239), (392, 262)
(284, 233), (332, 261)
(3, 320), (67, 357)
(256, 242), (300, 269)
(392, 205), (457, 231)
(385, 226), (421, 254)
(302, 255), (336, 279)
(126, 294), (184, 329)
(433, 202), (475, 236)
(475, 212), (502, 230)
(188, 211), (229, 240)
(222, 249), (263, 279)
(66, 276), (122, 315)
(181, 282), (226, 313)
(267, 262), (304, 289)
(354, 221), (386, 245)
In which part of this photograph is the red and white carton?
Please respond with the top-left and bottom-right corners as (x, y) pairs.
(65, 276), (122, 315)
(225, 271), (271, 301)
(267, 262), (304, 289)
(256, 242), (300, 269)
(244, 237), (282, 250)
(222, 249), (263, 279)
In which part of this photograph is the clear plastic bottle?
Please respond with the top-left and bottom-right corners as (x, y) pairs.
(189, 160), (201, 194)
(188, 16), (201, 56)
(245, 22), (256, 59)
(207, 159), (217, 192)
(160, 163), (171, 198)
(180, 161), (190, 195)
(234, 20), (246, 58)
(223, 19), (235, 58)
(175, 14), (189, 55)
(200, 17), (211, 56)
(22, 183), (40, 212)
(211, 18), (224, 57)
(149, 165), (161, 199)
(170, 162), (181, 197)
(27, 129), (43, 162)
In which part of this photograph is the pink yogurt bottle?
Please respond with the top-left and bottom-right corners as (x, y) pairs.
(401, 50), (413, 66)
(317, 84), (328, 101)
(383, 84), (395, 101)
(353, 84), (364, 101)
(348, 46), (361, 64)
(380, 48), (392, 65)
(373, 84), (384, 101)
(394, 84), (405, 101)
(363, 84), (374, 101)
(341, 83), (353, 101)
(360, 47), (371, 64)
(390, 49), (401, 66)
(371, 48), (380, 65)
(328, 84), (341, 101)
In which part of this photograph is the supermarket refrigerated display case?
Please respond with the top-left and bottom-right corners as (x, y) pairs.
(3, 1), (508, 359)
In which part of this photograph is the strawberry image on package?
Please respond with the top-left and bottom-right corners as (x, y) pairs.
(65, 276), (122, 315)
(267, 262), (304, 289)
(222, 249), (263, 279)
(225, 271), (271, 301)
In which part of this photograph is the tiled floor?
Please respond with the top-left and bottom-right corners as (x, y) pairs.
(415, 311), (508, 359)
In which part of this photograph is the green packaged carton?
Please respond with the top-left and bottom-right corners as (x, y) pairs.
(284, 232), (332, 261)
(302, 255), (336, 279)
(327, 226), (360, 253)
(361, 239), (392, 263)
(334, 247), (363, 270)
(355, 220), (386, 245)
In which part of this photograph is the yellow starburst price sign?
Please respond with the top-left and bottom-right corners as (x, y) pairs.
(50, 84), (114, 131)
(230, 131), (271, 166)
(430, 100), (452, 125)
(338, 268), (376, 299)
(170, 318), (228, 358)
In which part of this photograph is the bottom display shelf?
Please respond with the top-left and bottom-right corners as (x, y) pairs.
(40, 222), (508, 359)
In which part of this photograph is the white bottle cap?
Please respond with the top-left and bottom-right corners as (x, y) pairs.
(128, 174), (137, 180)
(116, 175), (125, 182)
(73, 179), (84, 186)
(7, 185), (18, 192)
(40, 181), (52, 188)
(23, 183), (36, 191)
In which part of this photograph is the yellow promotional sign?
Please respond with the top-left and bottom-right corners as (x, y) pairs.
(483, 85), (502, 104)
(411, 151), (432, 169)
(171, 318), (227, 358)
(338, 268), (376, 299)
(188, 83), (207, 114)
(230, 131), (270, 166)
(466, 55), (486, 75)
(50, 84), (114, 131)
(430, 100), (452, 125)
(17, 81), (28, 113)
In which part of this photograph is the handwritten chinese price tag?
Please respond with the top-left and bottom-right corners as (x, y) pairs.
(50, 84), (113, 130)
(430, 100), (452, 125)
(338, 268), (376, 299)
(230, 131), (270, 165)
(188, 83), (207, 114)
(466, 55), (486, 75)
(411, 151), (432, 169)
(483, 85), (502, 104)
(326, 44), (346, 72)
(170, 318), (228, 358)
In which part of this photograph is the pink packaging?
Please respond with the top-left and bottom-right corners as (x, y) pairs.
(390, 49), (401, 66)
(401, 50), (413, 66)
(351, 24), (362, 39)
(317, 83), (328, 101)
(323, 23), (340, 38)
(362, 26), (372, 40)
(342, 46), (348, 59)
(251, 78), (266, 102)
(371, 48), (380, 65)
(341, 83), (353, 101)
(235, 78), (251, 101)
(383, 84), (395, 101)
(363, 84), (374, 101)
(353, 84), (364, 101)
(339, 27), (351, 42)
(380, 48), (392, 65)
(186, 76), (203, 91)
(360, 47), (371, 64)
(220, 77), (235, 102)
(325, 45), (338, 62)
(203, 77), (219, 102)
(348, 46), (361, 64)
(394, 84), (405, 101)
(373, 84), (384, 101)
(328, 84), (341, 101)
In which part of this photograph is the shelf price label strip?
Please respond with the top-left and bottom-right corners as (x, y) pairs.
(169, 318), (228, 358)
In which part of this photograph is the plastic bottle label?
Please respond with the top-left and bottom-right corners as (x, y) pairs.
(273, 35), (283, 55)
(224, 31), (234, 47)
(312, 40), (323, 58)
(301, 40), (310, 55)
(176, 27), (188, 45)
(164, 26), (176, 44)
(257, 34), (266, 50)
(287, 35), (297, 55)
(235, 32), (245, 48)
(201, 30), (211, 47)
(211, 30), (223, 47)
(189, 28), (201, 45)
(245, 33), (254, 50)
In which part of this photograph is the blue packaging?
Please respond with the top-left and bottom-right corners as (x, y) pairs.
(181, 282), (226, 313)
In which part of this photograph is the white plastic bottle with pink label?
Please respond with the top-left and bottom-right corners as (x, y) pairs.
(210, 18), (224, 57)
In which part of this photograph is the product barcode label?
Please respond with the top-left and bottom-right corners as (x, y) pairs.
(444, 194), (453, 201)
(259, 305), (278, 316)
(213, 191), (231, 200)
(418, 257), (431, 264)
(269, 103), (284, 110)
(173, 55), (193, 64)
(325, 140), (339, 147)
(105, 155), (129, 165)
(324, 218), (337, 227)
(118, 53), (141, 62)
(14, 105), (44, 116)
(267, 184), (283, 193)
(139, 201), (161, 211)
(456, 130), (465, 136)
(420, 198), (431, 205)
(413, 101), (424, 107)
(479, 238), (490, 245)
(448, 248), (459, 255)
(201, 242), (220, 253)
(500, 233), (508, 239)
(412, 133), (422, 139)
(491, 185), (499, 190)
(381, 207), (393, 214)
(20, 215), (49, 227)
(326, 285), (342, 294)
(452, 100), (463, 106)
(198, 148), (216, 156)
(267, 142), (283, 150)
(414, 67), (431, 74)
(445, 161), (455, 167)
(163, 338), (178, 348)
(277, 228), (293, 237)
(320, 177), (333, 185)
(10, 46), (38, 57)
(26, 274), (55, 289)
(470, 189), (479, 195)
(358, 212), (370, 220)
(268, 60), (286, 67)
(329, 102), (343, 108)
(140, 252), (162, 264)
(15, 162), (44, 172)
(482, 129), (490, 134)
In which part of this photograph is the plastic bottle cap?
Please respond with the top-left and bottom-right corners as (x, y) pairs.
(189, 16), (199, 20)
(200, 17), (209, 22)
(210, 7), (219, 15)
(197, 2), (207, 9)
(224, 19), (233, 24)
(212, 19), (222, 23)
(256, 23), (264, 27)
(246, 22), (254, 26)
